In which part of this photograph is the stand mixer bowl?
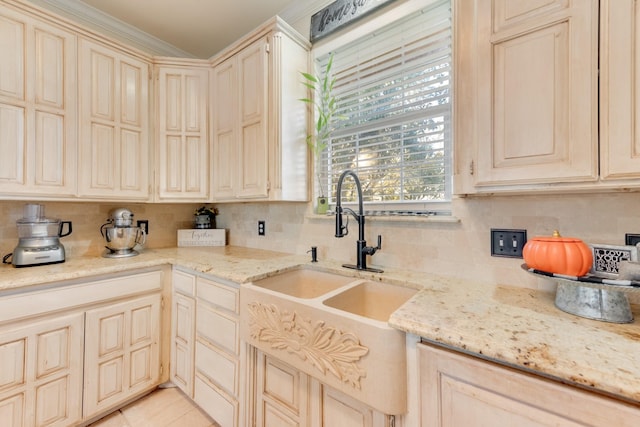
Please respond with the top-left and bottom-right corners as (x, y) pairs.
(100, 208), (146, 258)
(100, 224), (147, 255)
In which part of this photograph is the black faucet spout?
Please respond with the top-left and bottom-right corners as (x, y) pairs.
(334, 170), (383, 273)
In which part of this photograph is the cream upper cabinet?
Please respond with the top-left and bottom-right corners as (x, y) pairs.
(213, 38), (269, 200)
(78, 38), (151, 200)
(155, 61), (210, 201)
(455, 0), (599, 194)
(419, 342), (640, 427)
(211, 17), (310, 202)
(600, 0), (640, 181)
(0, 5), (77, 198)
(211, 57), (238, 200)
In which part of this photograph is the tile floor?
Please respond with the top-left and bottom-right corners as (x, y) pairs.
(88, 386), (220, 427)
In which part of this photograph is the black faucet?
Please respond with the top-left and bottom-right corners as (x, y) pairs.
(335, 169), (383, 273)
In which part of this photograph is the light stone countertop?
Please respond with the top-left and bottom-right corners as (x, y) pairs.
(0, 246), (304, 291)
(1, 246), (639, 406)
(389, 282), (640, 405)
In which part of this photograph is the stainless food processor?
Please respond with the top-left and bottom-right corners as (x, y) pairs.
(100, 208), (146, 258)
(3, 204), (72, 267)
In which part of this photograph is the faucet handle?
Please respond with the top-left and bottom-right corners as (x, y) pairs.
(363, 235), (383, 256)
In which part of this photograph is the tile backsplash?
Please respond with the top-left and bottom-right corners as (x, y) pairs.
(1, 192), (638, 292)
(0, 201), (197, 258)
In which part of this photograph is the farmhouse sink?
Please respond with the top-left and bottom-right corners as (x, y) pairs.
(323, 280), (418, 321)
(240, 268), (418, 415)
(251, 267), (353, 298)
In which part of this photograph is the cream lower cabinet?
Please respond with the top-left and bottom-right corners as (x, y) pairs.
(194, 275), (241, 427)
(419, 342), (640, 427)
(83, 293), (162, 419)
(0, 4), (77, 199)
(251, 349), (393, 427)
(0, 313), (84, 427)
(170, 269), (196, 397)
(169, 267), (241, 427)
(0, 267), (166, 427)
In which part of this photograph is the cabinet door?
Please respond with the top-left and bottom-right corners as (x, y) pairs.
(600, 0), (640, 180)
(419, 343), (640, 427)
(170, 292), (195, 397)
(83, 294), (161, 418)
(0, 312), (84, 427)
(212, 37), (269, 201)
(461, 0), (598, 189)
(171, 270), (195, 398)
(78, 38), (150, 200)
(212, 57), (238, 200)
(255, 350), (308, 427)
(157, 66), (209, 201)
(318, 383), (389, 427)
(0, 8), (77, 198)
(237, 37), (269, 199)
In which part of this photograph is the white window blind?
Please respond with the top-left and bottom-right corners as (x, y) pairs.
(317, 0), (452, 209)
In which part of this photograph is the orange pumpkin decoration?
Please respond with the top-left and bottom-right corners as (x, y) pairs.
(523, 230), (593, 277)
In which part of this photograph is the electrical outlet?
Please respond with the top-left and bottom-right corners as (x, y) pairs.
(625, 233), (640, 246)
(491, 229), (527, 258)
(258, 220), (265, 236)
(137, 220), (149, 235)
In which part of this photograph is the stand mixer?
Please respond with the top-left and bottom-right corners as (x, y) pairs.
(100, 208), (146, 258)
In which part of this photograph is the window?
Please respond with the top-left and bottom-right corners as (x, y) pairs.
(315, 0), (452, 213)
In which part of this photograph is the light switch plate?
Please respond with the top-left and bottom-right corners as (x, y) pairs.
(491, 229), (527, 258)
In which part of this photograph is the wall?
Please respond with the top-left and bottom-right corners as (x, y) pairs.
(1, 0), (635, 294)
(215, 192), (639, 291)
(0, 192), (637, 291)
(0, 201), (198, 258)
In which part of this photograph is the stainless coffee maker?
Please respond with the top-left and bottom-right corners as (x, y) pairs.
(100, 208), (146, 258)
(3, 204), (72, 267)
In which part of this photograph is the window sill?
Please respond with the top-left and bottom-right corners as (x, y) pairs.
(305, 213), (461, 224)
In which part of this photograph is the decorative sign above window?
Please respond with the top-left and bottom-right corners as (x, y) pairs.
(310, 0), (397, 43)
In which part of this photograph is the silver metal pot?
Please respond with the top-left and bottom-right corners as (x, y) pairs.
(102, 225), (145, 249)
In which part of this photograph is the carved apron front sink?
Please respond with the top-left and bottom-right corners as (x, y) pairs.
(240, 272), (417, 416)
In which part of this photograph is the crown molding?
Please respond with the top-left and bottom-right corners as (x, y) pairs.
(25, 0), (196, 58)
(279, 0), (333, 26)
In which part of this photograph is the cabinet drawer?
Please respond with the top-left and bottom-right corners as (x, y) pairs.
(0, 269), (162, 324)
(173, 269), (196, 296)
(195, 339), (237, 396)
(196, 303), (238, 355)
(197, 277), (238, 314)
(194, 375), (237, 427)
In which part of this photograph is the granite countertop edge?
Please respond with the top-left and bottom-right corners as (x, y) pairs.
(1, 246), (639, 406)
